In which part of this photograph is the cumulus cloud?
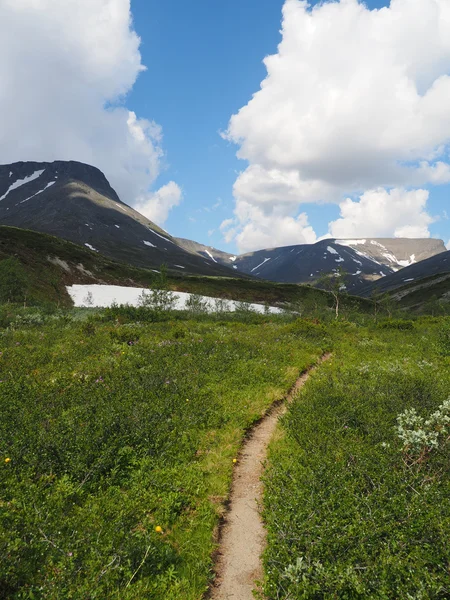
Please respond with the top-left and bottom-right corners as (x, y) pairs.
(221, 203), (316, 254)
(0, 0), (179, 225)
(134, 182), (183, 226)
(329, 188), (435, 239)
(224, 0), (450, 250)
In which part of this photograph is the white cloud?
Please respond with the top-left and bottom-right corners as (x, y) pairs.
(329, 188), (435, 239)
(224, 0), (450, 249)
(134, 182), (183, 226)
(0, 0), (178, 222)
(221, 204), (316, 253)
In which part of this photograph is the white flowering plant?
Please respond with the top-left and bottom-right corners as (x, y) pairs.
(395, 398), (450, 464)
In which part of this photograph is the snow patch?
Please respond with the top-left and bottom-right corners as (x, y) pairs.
(205, 250), (217, 263)
(152, 230), (174, 244)
(251, 257), (271, 272)
(84, 243), (98, 253)
(0, 169), (45, 201)
(382, 251), (398, 264)
(143, 240), (156, 248)
(398, 254), (416, 267)
(403, 278), (415, 282)
(229, 256), (237, 262)
(66, 284), (283, 314)
(174, 264), (185, 269)
(115, 225), (120, 229)
(370, 240), (386, 249)
(327, 246), (338, 255)
(20, 180), (56, 203)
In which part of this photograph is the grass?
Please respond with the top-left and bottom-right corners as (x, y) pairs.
(0, 308), (326, 599)
(2, 299), (449, 599)
(262, 318), (450, 599)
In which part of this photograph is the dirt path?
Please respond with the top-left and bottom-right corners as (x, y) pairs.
(208, 355), (330, 600)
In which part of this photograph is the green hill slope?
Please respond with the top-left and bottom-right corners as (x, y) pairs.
(0, 226), (373, 313)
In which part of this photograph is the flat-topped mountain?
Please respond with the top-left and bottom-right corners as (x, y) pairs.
(176, 237), (447, 290)
(0, 161), (242, 277)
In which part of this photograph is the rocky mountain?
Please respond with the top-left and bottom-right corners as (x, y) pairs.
(176, 237), (447, 290)
(1, 160), (446, 289)
(355, 250), (450, 296)
(0, 161), (242, 278)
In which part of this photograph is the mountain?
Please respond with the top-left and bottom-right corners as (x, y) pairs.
(1, 160), (446, 291)
(176, 237), (446, 290)
(0, 225), (374, 312)
(0, 161), (242, 278)
(354, 250), (450, 301)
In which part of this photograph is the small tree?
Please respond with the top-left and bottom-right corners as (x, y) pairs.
(0, 257), (29, 304)
(317, 267), (348, 319)
(186, 293), (208, 315)
(379, 292), (396, 319)
(371, 290), (382, 322)
(138, 264), (178, 312)
(83, 290), (94, 307)
(214, 297), (228, 314)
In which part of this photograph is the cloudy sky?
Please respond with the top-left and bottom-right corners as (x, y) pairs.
(1, 0), (449, 253)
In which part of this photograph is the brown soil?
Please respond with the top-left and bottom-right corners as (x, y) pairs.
(208, 354), (331, 600)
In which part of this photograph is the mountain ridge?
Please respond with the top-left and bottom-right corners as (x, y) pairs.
(0, 160), (243, 278)
(176, 236), (447, 289)
(1, 160), (447, 291)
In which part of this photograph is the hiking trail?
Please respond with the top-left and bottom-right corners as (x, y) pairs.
(208, 354), (331, 600)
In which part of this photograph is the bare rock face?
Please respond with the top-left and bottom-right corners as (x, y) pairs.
(0, 161), (242, 278)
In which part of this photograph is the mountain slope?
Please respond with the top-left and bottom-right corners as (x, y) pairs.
(0, 161), (241, 278)
(354, 250), (450, 305)
(0, 225), (374, 312)
(177, 237), (446, 290)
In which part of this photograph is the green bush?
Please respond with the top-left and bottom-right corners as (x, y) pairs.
(377, 318), (415, 330)
(263, 323), (450, 599)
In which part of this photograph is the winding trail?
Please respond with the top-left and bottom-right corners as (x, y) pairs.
(208, 354), (331, 600)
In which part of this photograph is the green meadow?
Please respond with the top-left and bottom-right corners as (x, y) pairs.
(263, 318), (450, 599)
(0, 307), (325, 599)
(0, 303), (449, 599)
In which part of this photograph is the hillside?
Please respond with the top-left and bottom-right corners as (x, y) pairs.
(354, 250), (450, 311)
(177, 237), (446, 289)
(0, 225), (373, 312)
(0, 161), (239, 278)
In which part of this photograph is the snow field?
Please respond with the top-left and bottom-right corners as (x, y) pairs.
(67, 284), (283, 314)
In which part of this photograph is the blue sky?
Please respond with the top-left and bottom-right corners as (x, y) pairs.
(1, 0), (449, 254)
(125, 0), (450, 253)
(127, 0), (289, 246)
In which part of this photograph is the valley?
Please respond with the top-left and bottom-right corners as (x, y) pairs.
(1, 161), (450, 599)
(0, 301), (449, 599)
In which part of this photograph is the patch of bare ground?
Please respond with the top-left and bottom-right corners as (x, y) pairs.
(207, 353), (331, 600)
